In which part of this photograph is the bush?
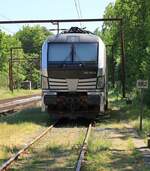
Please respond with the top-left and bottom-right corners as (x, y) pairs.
(143, 89), (150, 107)
(0, 71), (8, 89)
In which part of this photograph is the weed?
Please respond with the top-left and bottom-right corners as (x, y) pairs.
(83, 131), (112, 171)
(0, 108), (50, 166)
(132, 148), (142, 159)
(127, 138), (135, 151)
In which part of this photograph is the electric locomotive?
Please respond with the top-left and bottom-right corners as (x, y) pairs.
(41, 27), (107, 119)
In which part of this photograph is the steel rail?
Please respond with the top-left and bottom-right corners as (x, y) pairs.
(75, 123), (92, 171)
(0, 95), (41, 115)
(0, 96), (41, 108)
(0, 122), (58, 171)
(0, 94), (40, 104)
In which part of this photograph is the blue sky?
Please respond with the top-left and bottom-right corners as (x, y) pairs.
(0, 0), (115, 34)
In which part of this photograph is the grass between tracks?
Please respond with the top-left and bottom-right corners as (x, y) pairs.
(83, 90), (150, 171)
(0, 107), (86, 170)
(0, 107), (50, 165)
(10, 128), (85, 171)
(0, 89), (41, 100)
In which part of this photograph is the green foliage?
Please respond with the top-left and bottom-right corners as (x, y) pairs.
(144, 90), (150, 106)
(14, 25), (52, 87)
(0, 71), (8, 88)
(0, 30), (23, 88)
(0, 30), (22, 72)
(101, 0), (150, 105)
(21, 53), (40, 88)
(0, 25), (52, 89)
(15, 25), (52, 54)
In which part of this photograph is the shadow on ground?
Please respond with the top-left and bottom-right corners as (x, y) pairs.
(0, 108), (52, 126)
(0, 107), (96, 127)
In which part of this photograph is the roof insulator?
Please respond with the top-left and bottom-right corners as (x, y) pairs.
(63, 27), (93, 34)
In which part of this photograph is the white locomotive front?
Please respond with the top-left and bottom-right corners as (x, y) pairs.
(41, 27), (107, 119)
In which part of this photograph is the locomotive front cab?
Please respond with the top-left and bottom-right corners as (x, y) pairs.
(41, 27), (107, 118)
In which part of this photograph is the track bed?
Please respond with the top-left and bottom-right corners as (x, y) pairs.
(0, 95), (41, 116)
(5, 124), (87, 170)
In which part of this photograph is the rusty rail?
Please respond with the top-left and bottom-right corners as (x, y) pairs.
(0, 121), (58, 171)
(75, 123), (92, 171)
(0, 95), (41, 115)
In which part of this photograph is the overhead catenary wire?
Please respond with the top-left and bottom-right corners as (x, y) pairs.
(0, 25), (14, 34)
(0, 13), (20, 34)
(0, 13), (12, 21)
(73, 0), (81, 19)
(77, 0), (84, 28)
(73, 0), (83, 27)
(0, 13), (15, 34)
(77, 0), (83, 19)
(0, 13), (20, 27)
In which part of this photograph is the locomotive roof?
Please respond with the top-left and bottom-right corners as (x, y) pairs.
(46, 33), (99, 43)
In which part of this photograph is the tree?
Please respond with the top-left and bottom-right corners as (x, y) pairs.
(102, 0), (150, 91)
(0, 25), (53, 89)
(15, 25), (52, 87)
(15, 25), (52, 54)
(0, 30), (24, 88)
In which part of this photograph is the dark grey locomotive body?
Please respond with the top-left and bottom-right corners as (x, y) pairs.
(41, 27), (107, 119)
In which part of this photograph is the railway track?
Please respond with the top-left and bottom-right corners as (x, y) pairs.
(76, 123), (92, 171)
(0, 119), (92, 171)
(0, 121), (57, 171)
(0, 95), (41, 116)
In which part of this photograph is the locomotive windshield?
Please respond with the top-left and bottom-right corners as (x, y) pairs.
(48, 43), (97, 62)
(74, 43), (97, 62)
(48, 44), (72, 61)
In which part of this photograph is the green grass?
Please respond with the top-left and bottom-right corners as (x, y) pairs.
(83, 91), (150, 171)
(83, 128), (149, 171)
(10, 127), (85, 171)
(108, 90), (150, 136)
(82, 131), (112, 171)
(126, 138), (135, 150)
(0, 108), (86, 170)
(0, 89), (41, 100)
(0, 108), (50, 165)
